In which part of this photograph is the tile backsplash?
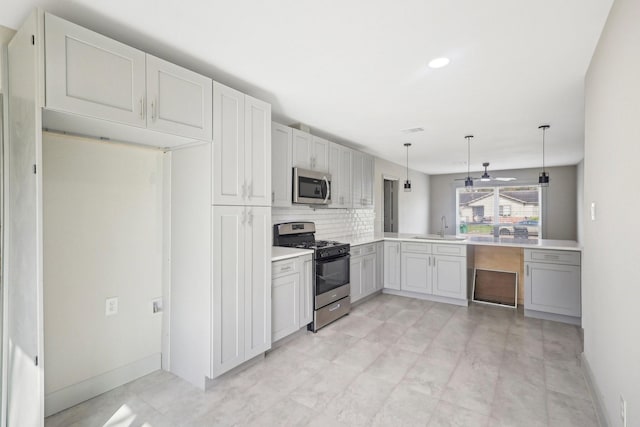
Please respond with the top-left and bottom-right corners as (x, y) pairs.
(272, 207), (375, 242)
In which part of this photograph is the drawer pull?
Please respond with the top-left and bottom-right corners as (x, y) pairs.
(329, 303), (341, 312)
(280, 266), (292, 271)
(544, 255), (560, 260)
(331, 294), (337, 298)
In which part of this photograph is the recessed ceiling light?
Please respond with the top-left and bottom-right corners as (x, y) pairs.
(428, 57), (450, 69)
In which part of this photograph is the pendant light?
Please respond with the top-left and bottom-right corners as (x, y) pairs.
(538, 125), (550, 187)
(403, 143), (412, 192)
(464, 135), (474, 190)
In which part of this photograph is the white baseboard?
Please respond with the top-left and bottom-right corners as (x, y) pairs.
(382, 288), (469, 307)
(524, 308), (581, 326)
(581, 353), (610, 427)
(44, 353), (161, 417)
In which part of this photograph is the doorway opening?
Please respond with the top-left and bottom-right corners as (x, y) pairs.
(383, 177), (399, 232)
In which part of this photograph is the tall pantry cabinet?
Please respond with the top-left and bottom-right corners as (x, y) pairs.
(172, 82), (272, 387)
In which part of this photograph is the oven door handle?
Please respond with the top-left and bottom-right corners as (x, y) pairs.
(315, 254), (350, 264)
(323, 176), (330, 204)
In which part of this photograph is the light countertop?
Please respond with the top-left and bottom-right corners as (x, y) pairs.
(271, 246), (314, 262)
(345, 233), (581, 251)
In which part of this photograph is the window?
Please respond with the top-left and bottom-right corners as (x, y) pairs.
(457, 185), (541, 239)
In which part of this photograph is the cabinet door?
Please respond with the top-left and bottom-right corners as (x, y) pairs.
(350, 256), (364, 303)
(244, 207), (272, 358)
(272, 123), (292, 207)
(212, 82), (245, 205)
(146, 54), (212, 140)
(45, 13), (146, 127)
(362, 154), (375, 207)
(384, 241), (401, 290)
(211, 206), (245, 376)
(7, 12), (44, 424)
(432, 255), (466, 300)
(272, 273), (300, 342)
(245, 95), (271, 206)
(362, 253), (377, 297)
(525, 262), (581, 317)
(401, 252), (431, 294)
(311, 136), (330, 172)
(352, 151), (364, 208)
(376, 242), (384, 291)
(292, 129), (313, 169)
(300, 256), (314, 327)
(339, 146), (353, 208)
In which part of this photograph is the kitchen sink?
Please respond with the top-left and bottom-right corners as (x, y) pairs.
(412, 235), (466, 241)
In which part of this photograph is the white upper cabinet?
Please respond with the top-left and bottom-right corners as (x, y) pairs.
(352, 150), (374, 208)
(244, 96), (271, 206)
(146, 55), (212, 140)
(45, 12), (146, 127)
(292, 130), (329, 172)
(212, 85), (271, 206)
(271, 123), (292, 207)
(311, 136), (330, 172)
(44, 13), (214, 142)
(213, 82), (245, 205)
(329, 142), (352, 208)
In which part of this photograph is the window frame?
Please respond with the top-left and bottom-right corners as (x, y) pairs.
(456, 184), (542, 238)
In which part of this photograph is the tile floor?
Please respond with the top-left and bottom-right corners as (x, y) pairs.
(45, 294), (599, 427)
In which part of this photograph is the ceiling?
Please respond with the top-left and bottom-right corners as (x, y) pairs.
(2, 0), (613, 175)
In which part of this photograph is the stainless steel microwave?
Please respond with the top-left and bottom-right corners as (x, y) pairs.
(293, 167), (332, 205)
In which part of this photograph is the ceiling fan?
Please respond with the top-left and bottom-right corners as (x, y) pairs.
(455, 135), (516, 187)
(478, 162), (517, 182)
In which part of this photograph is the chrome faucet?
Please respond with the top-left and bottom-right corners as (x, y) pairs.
(439, 215), (448, 237)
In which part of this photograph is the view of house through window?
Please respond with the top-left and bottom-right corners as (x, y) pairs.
(456, 185), (541, 238)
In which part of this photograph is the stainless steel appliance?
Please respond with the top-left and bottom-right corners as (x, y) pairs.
(292, 168), (331, 205)
(273, 222), (350, 332)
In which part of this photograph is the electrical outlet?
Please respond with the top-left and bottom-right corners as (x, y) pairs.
(105, 297), (118, 316)
(620, 395), (627, 427)
(151, 298), (163, 314)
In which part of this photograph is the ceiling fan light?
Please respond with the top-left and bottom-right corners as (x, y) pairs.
(538, 171), (550, 187)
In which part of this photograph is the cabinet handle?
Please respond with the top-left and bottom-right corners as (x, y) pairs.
(151, 100), (157, 121)
(139, 97), (144, 119)
(428, 256), (431, 267)
(272, 192), (275, 202)
(280, 265), (292, 272)
(247, 183), (252, 200)
(526, 264), (530, 276)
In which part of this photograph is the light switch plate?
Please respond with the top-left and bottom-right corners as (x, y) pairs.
(151, 297), (163, 314)
(105, 297), (118, 316)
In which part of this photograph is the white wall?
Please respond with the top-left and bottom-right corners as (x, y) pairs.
(42, 133), (164, 400)
(584, 0), (639, 425)
(374, 157), (429, 235)
(428, 165), (578, 240)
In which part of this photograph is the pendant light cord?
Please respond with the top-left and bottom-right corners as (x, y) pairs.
(542, 126), (546, 173)
(406, 145), (409, 181)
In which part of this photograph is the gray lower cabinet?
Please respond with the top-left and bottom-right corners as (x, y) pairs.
(384, 241), (401, 290)
(272, 254), (313, 342)
(524, 249), (581, 318)
(350, 243), (379, 303)
(399, 242), (467, 301)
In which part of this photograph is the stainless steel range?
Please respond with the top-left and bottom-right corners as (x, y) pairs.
(273, 222), (350, 332)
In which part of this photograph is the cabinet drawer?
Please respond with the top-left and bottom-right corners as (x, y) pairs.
(351, 246), (363, 257)
(433, 244), (465, 257)
(401, 242), (431, 253)
(524, 249), (580, 266)
(272, 258), (299, 278)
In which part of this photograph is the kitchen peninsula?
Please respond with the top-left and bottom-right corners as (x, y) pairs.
(348, 233), (581, 325)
